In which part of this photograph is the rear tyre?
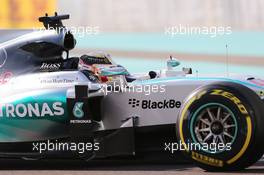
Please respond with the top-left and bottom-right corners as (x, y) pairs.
(176, 82), (264, 171)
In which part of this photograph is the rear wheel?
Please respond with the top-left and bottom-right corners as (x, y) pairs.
(176, 82), (264, 171)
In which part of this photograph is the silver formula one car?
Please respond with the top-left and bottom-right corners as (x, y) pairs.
(0, 13), (264, 171)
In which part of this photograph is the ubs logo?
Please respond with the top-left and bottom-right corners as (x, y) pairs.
(0, 71), (13, 85)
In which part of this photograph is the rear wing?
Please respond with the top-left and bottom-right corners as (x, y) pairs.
(39, 12), (70, 30)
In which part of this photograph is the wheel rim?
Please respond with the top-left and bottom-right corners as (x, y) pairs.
(190, 103), (238, 154)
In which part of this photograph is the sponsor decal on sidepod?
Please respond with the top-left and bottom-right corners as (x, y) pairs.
(73, 102), (84, 118)
(0, 102), (64, 118)
(129, 99), (181, 109)
(40, 63), (61, 71)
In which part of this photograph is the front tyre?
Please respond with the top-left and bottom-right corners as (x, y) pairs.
(176, 82), (264, 171)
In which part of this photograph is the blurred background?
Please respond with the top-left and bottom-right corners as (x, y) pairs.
(0, 0), (264, 75)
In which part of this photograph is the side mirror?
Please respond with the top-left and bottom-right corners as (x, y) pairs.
(167, 57), (180, 70)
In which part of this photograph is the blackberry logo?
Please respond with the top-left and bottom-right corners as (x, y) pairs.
(128, 99), (140, 108)
(128, 99), (181, 109)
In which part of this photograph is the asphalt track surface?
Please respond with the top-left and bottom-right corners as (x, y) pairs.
(0, 159), (262, 175)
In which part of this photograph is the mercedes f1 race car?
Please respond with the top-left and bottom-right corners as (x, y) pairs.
(0, 13), (264, 171)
